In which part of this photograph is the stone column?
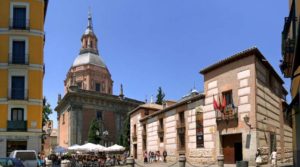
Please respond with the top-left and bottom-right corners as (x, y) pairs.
(70, 105), (82, 145)
(178, 155), (186, 167)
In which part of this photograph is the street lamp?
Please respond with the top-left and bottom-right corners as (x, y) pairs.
(102, 130), (109, 147)
(243, 115), (252, 129)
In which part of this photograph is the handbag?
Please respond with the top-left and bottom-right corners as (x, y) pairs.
(256, 156), (262, 163)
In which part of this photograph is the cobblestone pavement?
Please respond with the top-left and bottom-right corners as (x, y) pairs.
(133, 160), (293, 167)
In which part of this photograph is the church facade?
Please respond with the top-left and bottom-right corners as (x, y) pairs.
(55, 13), (143, 147)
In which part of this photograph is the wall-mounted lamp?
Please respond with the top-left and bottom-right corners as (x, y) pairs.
(243, 115), (252, 129)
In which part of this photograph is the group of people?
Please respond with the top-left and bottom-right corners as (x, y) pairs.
(41, 152), (129, 167)
(143, 150), (167, 163)
(255, 148), (277, 167)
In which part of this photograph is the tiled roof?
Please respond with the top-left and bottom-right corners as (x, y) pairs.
(199, 47), (284, 84)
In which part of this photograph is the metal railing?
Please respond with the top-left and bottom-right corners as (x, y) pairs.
(9, 19), (30, 30)
(132, 134), (137, 142)
(176, 120), (185, 128)
(8, 53), (29, 65)
(157, 125), (164, 132)
(8, 88), (28, 100)
(280, 0), (297, 77)
(216, 106), (238, 121)
(7, 120), (27, 131)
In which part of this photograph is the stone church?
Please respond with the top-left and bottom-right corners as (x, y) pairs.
(55, 13), (143, 147)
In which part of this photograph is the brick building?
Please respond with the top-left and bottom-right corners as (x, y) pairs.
(55, 13), (143, 147)
(130, 47), (293, 166)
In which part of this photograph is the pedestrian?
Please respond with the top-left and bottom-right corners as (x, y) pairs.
(148, 151), (152, 163)
(270, 149), (277, 167)
(144, 151), (148, 164)
(255, 148), (262, 167)
(151, 151), (155, 163)
(163, 150), (167, 162)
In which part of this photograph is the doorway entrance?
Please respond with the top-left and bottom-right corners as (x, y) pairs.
(222, 134), (243, 164)
(133, 144), (137, 159)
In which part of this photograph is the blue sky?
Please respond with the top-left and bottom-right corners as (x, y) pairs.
(44, 0), (290, 128)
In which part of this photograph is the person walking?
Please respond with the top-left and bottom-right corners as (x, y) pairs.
(144, 151), (148, 164)
(270, 149), (277, 167)
(163, 150), (167, 163)
(255, 148), (262, 167)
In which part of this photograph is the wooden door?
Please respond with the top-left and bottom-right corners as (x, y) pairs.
(222, 134), (242, 164)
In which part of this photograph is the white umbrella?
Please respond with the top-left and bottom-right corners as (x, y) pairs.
(106, 144), (125, 152)
(95, 144), (107, 152)
(68, 144), (80, 151)
(77, 143), (99, 152)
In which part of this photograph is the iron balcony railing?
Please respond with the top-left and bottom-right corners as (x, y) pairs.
(216, 105), (238, 121)
(176, 120), (185, 129)
(157, 125), (164, 132)
(132, 133), (137, 142)
(8, 88), (28, 100)
(7, 120), (27, 131)
(9, 19), (30, 30)
(8, 53), (29, 65)
(280, 0), (297, 77)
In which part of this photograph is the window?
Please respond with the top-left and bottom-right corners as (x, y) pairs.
(159, 119), (164, 142)
(196, 112), (204, 148)
(95, 83), (101, 92)
(62, 113), (65, 124)
(97, 111), (102, 120)
(179, 112), (184, 123)
(179, 134), (185, 150)
(77, 82), (82, 89)
(13, 7), (27, 29)
(222, 90), (232, 107)
(12, 41), (25, 64)
(142, 139), (147, 150)
(144, 109), (149, 116)
(159, 119), (164, 128)
(270, 132), (276, 153)
(11, 108), (24, 121)
(11, 76), (25, 100)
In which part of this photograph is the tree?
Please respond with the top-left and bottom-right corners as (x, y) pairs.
(87, 118), (101, 144)
(42, 97), (53, 127)
(42, 97), (53, 144)
(155, 86), (165, 105)
(120, 115), (130, 149)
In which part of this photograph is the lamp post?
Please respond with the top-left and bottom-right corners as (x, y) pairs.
(102, 130), (109, 147)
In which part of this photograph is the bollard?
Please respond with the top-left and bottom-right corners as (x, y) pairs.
(178, 155), (186, 167)
(126, 157), (135, 167)
(61, 159), (71, 167)
(45, 159), (52, 167)
(217, 155), (224, 167)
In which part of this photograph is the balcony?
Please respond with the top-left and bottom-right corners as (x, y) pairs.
(216, 106), (238, 125)
(7, 120), (27, 131)
(8, 89), (28, 100)
(176, 120), (185, 128)
(157, 125), (164, 137)
(9, 19), (30, 30)
(176, 120), (185, 134)
(132, 133), (137, 142)
(8, 54), (29, 65)
(280, 0), (297, 77)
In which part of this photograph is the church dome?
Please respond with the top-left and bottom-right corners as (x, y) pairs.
(72, 52), (106, 67)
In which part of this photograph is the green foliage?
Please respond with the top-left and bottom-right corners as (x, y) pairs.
(120, 115), (130, 149)
(155, 86), (165, 105)
(88, 118), (101, 144)
(42, 97), (53, 127)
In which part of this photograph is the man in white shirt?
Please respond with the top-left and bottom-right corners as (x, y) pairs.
(270, 149), (277, 167)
